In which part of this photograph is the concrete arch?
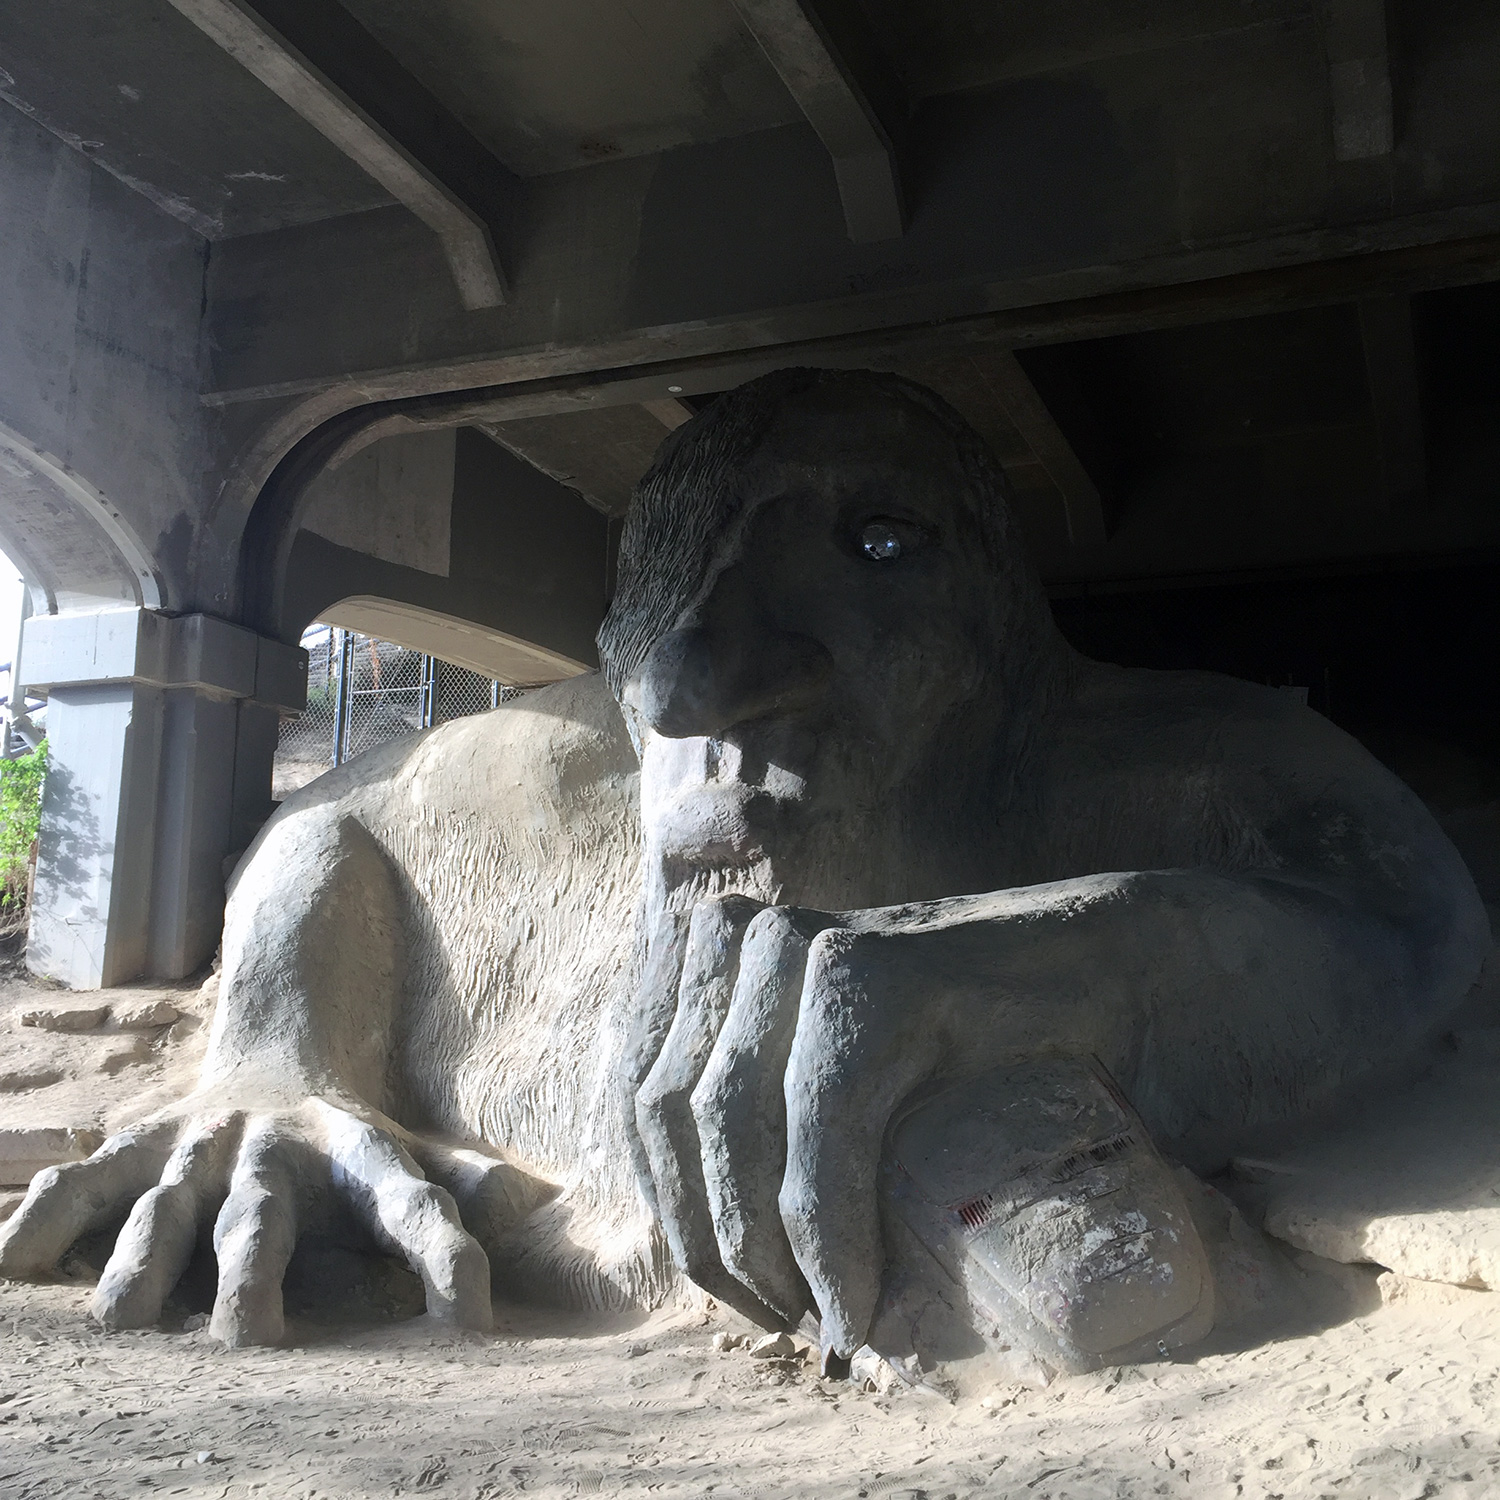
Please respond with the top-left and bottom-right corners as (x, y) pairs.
(317, 596), (589, 686)
(265, 426), (608, 683)
(0, 419), (165, 613)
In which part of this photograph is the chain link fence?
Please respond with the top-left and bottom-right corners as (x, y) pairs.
(273, 625), (522, 801)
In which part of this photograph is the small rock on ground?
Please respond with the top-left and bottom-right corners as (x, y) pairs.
(19, 1002), (108, 1032)
(110, 997), (182, 1030)
(749, 1331), (795, 1359)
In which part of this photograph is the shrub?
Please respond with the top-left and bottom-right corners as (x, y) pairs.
(0, 740), (46, 914)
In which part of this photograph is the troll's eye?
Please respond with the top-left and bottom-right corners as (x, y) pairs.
(859, 521), (904, 561)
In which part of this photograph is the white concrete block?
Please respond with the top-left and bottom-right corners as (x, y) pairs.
(1259, 1050), (1500, 1290)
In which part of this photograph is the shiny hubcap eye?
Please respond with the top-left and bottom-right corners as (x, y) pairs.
(859, 522), (902, 561)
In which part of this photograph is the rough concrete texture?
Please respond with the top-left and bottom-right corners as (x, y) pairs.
(0, 106), (216, 613)
(0, 372), (1489, 1375)
(606, 371), (1488, 1361)
(876, 1060), (1215, 1380)
(1377, 1269), (1491, 1308)
(1252, 973), (1500, 1290)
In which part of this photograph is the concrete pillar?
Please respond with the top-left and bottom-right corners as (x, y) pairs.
(19, 609), (306, 988)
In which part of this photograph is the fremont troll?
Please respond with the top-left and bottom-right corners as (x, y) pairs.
(1, 370), (1486, 1369)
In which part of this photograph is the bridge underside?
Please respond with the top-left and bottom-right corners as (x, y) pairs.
(3, 0), (1499, 983)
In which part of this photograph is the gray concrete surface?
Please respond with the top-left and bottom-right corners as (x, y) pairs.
(21, 611), (305, 987)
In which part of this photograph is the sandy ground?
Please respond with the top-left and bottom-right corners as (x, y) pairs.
(2, 1261), (1498, 1499)
(0, 962), (212, 1223)
(2, 960), (1499, 1498)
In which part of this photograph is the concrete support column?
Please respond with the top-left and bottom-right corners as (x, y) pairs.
(19, 610), (306, 988)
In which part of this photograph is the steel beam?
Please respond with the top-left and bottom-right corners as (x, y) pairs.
(166, 0), (514, 308)
(728, 0), (905, 242)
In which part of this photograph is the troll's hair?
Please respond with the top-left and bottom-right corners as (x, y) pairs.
(596, 367), (1046, 697)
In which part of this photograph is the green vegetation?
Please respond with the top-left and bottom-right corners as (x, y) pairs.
(0, 741), (46, 912)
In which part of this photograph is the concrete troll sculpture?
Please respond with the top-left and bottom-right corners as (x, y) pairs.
(0, 370), (1488, 1374)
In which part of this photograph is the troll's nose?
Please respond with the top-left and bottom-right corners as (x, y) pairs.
(628, 624), (833, 738)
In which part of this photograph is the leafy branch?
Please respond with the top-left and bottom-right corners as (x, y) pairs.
(0, 740), (46, 912)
